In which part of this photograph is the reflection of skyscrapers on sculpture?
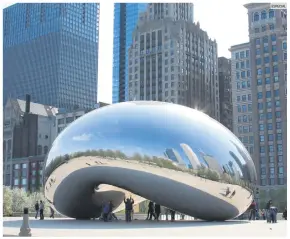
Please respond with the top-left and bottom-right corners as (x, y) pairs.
(44, 102), (257, 221)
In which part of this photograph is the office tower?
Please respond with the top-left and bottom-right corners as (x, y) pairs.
(112, 3), (148, 103)
(218, 57), (233, 131)
(128, 4), (219, 120)
(3, 3), (100, 110)
(244, 3), (287, 186)
(229, 43), (254, 159)
(146, 3), (193, 22)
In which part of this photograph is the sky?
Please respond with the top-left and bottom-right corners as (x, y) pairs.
(1, 0), (272, 104)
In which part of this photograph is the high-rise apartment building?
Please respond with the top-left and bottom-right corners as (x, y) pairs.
(244, 3), (287, 186)
(218, 57), (233, 131)
(128, 3), (219, 120)
(3, 3), (100, 110)
(112, 3), (148, 103)
(229, 43), (254, 158)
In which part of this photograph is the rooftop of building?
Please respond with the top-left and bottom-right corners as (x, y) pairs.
(229, 42), (250, 51)
(7, 98), (58, 117)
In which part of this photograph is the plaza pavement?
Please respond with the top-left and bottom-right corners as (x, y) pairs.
(3, 217), (287, 237)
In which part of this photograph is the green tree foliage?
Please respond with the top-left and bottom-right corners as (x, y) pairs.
(3, 187), (50, 216)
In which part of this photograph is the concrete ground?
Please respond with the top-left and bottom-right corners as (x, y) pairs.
(3, 217), (287, 237)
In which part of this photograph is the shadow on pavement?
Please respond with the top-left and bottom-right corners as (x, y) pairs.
(3, 219), (249, 230)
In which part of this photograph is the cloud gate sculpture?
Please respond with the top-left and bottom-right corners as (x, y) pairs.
(44, 101), (257, 221)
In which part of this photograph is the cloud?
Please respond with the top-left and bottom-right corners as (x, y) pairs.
(72, 133), (93, 141)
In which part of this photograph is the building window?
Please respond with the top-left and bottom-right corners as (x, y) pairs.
(260, 135), (265, 142)
(254, 12), (259, 21)
(37, 145), (42, 155)
(275, 111), (281, 118)
(267, 112), (272, 119)
(240, 51), (245, 58)
(243, 115), (247, 122)
(22, 164), (27, 169)
(260, 146), (265, 153)
(284, 52), (287, 61)
(272, 45), (277, 52)
(268, 123), (273, 130)
(242, 95), (246, 101)
(282, 42), (287, 50)
(269, 179), (275, 185)
(246, 50), (249, 57)
(259, 124), (264, 131)
(259, 113), (264, 120)
(264, 46), (269, 53)
(269, 145), (274, 152)
(272, 55), (278, 62)
(248, 94), (252, 100)
(263, 36), (268, 43)
(257, 92), (263, 99)
(261, 10), (267, 19)
(258, 103), (263, 110)
(269, 9), (275, 18)
(264, 56), (270, 64)
(265, 67), (270, 74)
(256, 48), (261, 55)
(44, 146), (49, 154)
(235, 52), (239, 59)
(248, 104), (252, 112)
(268, 134), (274, 141)
(265, 77), (271, 84)
(256, 58), (261, 65)
(262, 25), (267, 32)
(249, 136), (254, 143)
(261, 179), (266, 186)
(249, 125), (252, 132)
(269, 24), (275, 30)
(277, 144), (283, 152)
(266, 91), (271, 98)
(257, 68), (262, 75)
(58, 118), (64, 125)
(22, 178), (27, 185)
(278, 167), (284, 174)
(257, 79), (262, 85)
(277, 133), (282, 141)
(255, 38), (260, 45)
(274, 76), (279, 82)
(275, 101), (280, 107)
(267, 101), (272, 109)
(278, 178), (284, 185)
(236, 72), (240, 79)
(14, 179), (19, 186)
(14, 164), (20, 170)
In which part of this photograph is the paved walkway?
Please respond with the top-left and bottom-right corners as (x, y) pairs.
(3, 217), (287, 237)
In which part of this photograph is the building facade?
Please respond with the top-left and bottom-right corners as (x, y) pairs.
(3, 3), (100, 110)
(112, 3), (148, 103)
(244, 3), (287, 186)
(128, 12), (219, 120)
(229, 43), (254, 158)
(218, 57), (233, 131)
(11, 155), (45, 192)
(55, 102), (110, 135)
(3, 96), (58, 188)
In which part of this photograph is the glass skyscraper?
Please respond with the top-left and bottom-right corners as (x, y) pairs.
(3, 3), (100, 110)
(112, 3), (147, 103)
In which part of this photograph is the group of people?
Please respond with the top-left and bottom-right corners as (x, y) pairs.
(146, 201), (177, 222)
(34, 201), (55, 220)
(100, 200), (118, 222)
(248, 199), (287, 223)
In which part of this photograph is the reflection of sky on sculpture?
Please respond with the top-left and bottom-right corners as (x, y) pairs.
(46, 102), (255, 182)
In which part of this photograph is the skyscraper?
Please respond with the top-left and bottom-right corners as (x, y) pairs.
(244, 3), (287, 186)
(3, 3), (100, 110)
(112, 3), (148, 103)
(128, 3), (219, 120)
(229, 43), (254, 158)
(218, 57), (233, 131)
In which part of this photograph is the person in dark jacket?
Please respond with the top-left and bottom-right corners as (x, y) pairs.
(170, 209), (176, 222)
(39, 200), (44, 220)
(35, 201), (39, 219)
(266, 200), (272, 222)
(146, 201), (155, 220)
(103, 202), (110, 222)
(248, 200), (256, 220)
(109, 201), (118, 221)
(154, 203), (161, 221)
(124, 196), (134, 222)
(283, 208), (287, 220)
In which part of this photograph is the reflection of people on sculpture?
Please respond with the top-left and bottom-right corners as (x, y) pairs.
(248, 200), (256, 220)
(146, 201), (155, 220)
(170, 209), (176, 222)
(124, 196), (134, 222)
(225, 187), (231, 196)
(229, 190), (236, 198)
(154, 203), (161, 221)
(49, 205), (55, 218)
(102, 202), (110, 222)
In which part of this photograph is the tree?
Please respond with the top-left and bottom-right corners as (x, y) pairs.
(3, 186), (13, 216)
(11, 188), (29, 213)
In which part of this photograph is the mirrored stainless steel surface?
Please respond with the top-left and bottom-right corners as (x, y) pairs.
(44, 101), (257, 220)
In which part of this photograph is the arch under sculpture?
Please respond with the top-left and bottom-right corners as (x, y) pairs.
(43, 101), (257, 221)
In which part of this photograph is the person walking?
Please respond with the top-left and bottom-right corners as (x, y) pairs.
(283, 208), (287, 220)
(49, 205), (55, 219)
(124, 196), (134, 222)
(248, 200), (256, 220)
(39, 200), (44, 220)
(146, 201), (155, 220)
(170, 209), (176, 222)
(109, 201), (118, 221)
(154, 203), (161, 221)
(34, 201), (39, 219)
(266, 200), (272, 222)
